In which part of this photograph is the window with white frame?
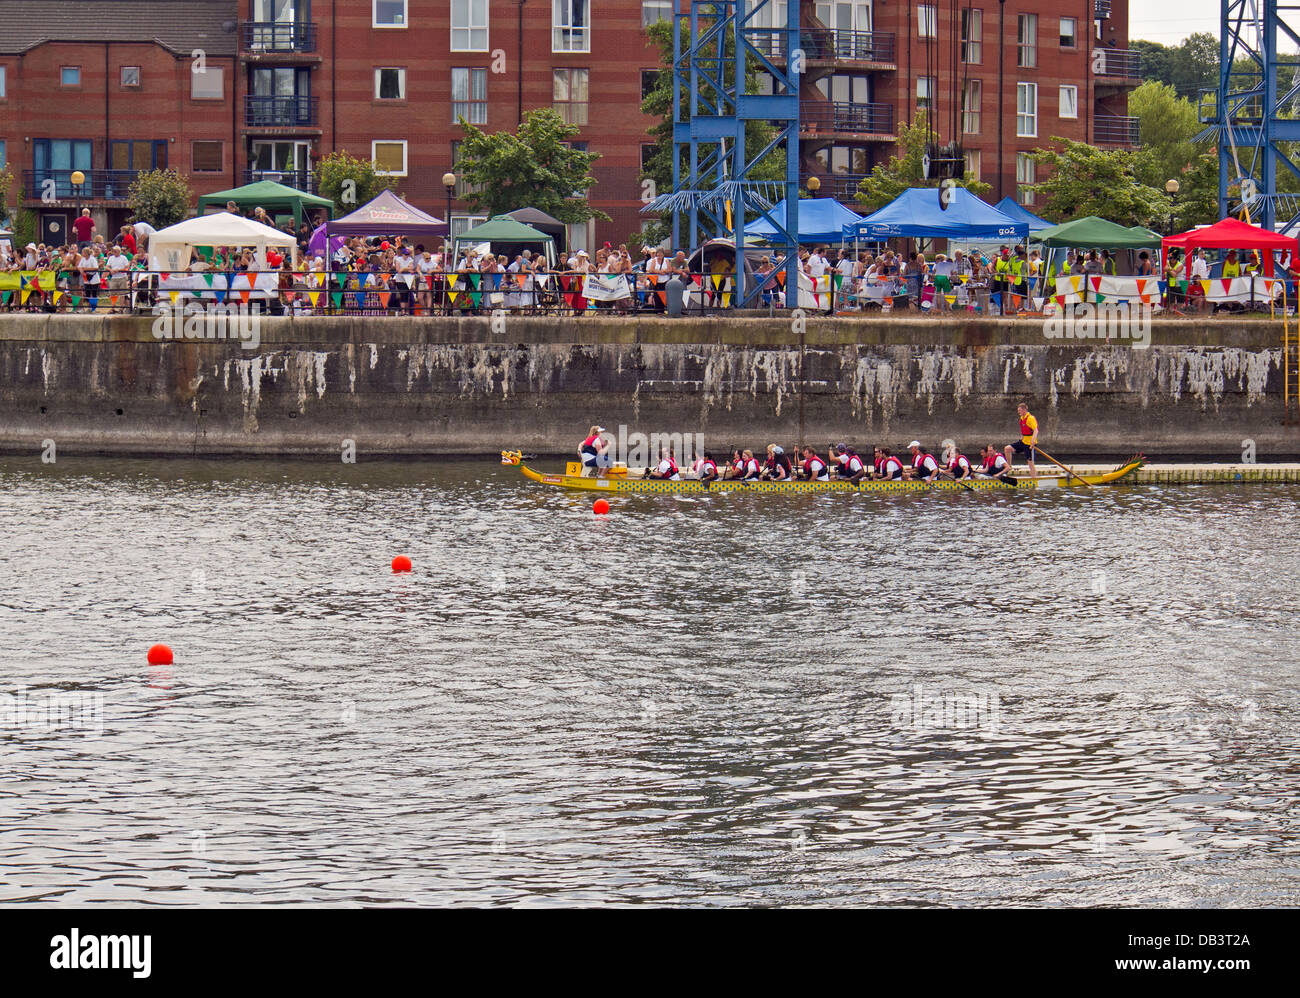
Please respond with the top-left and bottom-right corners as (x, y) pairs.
(961, 8), (981, 63)
(964, 149), (980, 180)
(642, 0), (671, 27)
(1016, 82), (1037, 137)
(554, 0), (590, 53)
(191, 66), (224, 99)
(451, 214), (488, 240)
(374, 0), (406, 27)
(1016, 153), (1036, 205)
(376, 68), (405, 99)
(121, 66), (140, 87)
(451, 0), (488, 51)
(917, 75), (935, 109)
(451, 67), (487, 124)
(1059, 84), (1077, 119)
(918, 4), (936, 38)
(553, 68), (589, 126)
(1018, 13), (1037, 68)
(372, 140), (407, 176)
(1060, 16), (1077, 48)
(962, 79), (981, 133)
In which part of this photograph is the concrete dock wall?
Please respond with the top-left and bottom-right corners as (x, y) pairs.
(0, 313), (1294, 459)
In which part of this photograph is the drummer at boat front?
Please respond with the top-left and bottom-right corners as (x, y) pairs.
(833, 443), (868, 483)
(906, 441), (941, 482)
(1004, 403), (1039, 477)
(579, 425), (611, 477)
(800, 446), (830, 481)
(979, 444), (1012, 479)
(648, 448), (681, 480)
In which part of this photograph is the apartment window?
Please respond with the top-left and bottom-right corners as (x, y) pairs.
(375, 68), (406, 99)
(121, 66), (140, 87)
(0, 65), (6, 98)
(61, 66), (81, 86)
(1059, 84), (1078, 119)
(192, 141), (223, 172)
(374, 0), (406, 27)
(1017, 153), (1036, 205)
(554, 0), (591, 53)
(553, 68), (589, 126)
(961, 8), (982, 63)
(918, 4), (936, 38)
(964, 149), (981, 180)
(1018, 13), (1037, 68)
(191, 66), (224, 99)
(0, 140), (6, 167)
(641, 69), (661, 101)
(451, 67), (487, 124)
(642, 0), (671, 27)
(372, 140), (407, 176)
(1016, 82), (1037, 137)
(451, 214), (488, 240)
(917, 75), (935, 110)
(451, 0), (488, 51)
(109, 140), (167, 171)
(1060, 17), (1077, 48)
(962, 79), (982, 133)
(33, 139), (92, 176)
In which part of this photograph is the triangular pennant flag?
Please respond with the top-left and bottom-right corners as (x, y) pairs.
(516, 274), (528, 288)
(20, 289), (31, 304)
(711, 274), (722, 289)
(1090, 276), (1103, 292)
(202, 273), (214, 287)
(239, 290), (250, 304)
(213, 288), (227, 304)
(559, 274), (571, 291)
(448, 290), (459, 304)
(944, 294), (956, 304)
(19, 275), (28, 289)
(833, 273), (844, 289)
(1221, 279), (1233, 294)
(110, 295), (120, 307)
(721, 292), (731, 307)
(331, 292), (344, 309)
(1, 291), (11, 304)
(284, 291), (297, 303)
(1068, 276), (1083, 292)
(352, 292), (365, 309)
(470, 291), (482, 307)
(308, 290), (321, 307)
(657, 291), (666, 305)
(692, 275), (702, 287)
(448, 274), (459, 289)
(377, 291), (391, 308)
(470, 273), (481, 290)
(169, 291), (180, 304)
(160, 273), (171, 282)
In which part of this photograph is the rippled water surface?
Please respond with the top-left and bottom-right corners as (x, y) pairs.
(1, 457), (1298, 907)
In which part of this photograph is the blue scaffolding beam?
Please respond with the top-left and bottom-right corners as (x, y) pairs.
(1199, 1), (1300, 230)
(643, 1), (800, 308)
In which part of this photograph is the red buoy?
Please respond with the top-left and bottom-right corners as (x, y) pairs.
(146, 643), (173, 666)
(392, 555), (412, 573)
(593, 499), (610, 515)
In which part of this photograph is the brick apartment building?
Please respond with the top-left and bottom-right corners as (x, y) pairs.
(0, 1), (1138, 252)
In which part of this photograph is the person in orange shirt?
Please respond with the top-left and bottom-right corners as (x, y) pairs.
(1005, 403), (1039, 477)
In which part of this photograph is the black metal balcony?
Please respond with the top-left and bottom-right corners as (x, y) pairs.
(1095, 0), (1112, 18)
(243, 169), (317, 193)
(747, 29), (895, 65)
(805, 173), (868, 201)
(1094, 114), (1140, 146)
(242, 21), (317, 53)
(1094, 47), (1141, 79)
(802, 101), (893, 136)
(22, 169), (141, 201)
(245, 94), (319, 128)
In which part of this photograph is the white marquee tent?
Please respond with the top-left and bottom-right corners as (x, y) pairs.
(148, 212), (298, 271)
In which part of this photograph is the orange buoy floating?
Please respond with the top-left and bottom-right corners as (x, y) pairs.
(392, 555), (412, 573)
(146, 643), (173, 666)
(593, 499), (610, 515)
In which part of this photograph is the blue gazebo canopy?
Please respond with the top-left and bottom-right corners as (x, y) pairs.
(994, 197), (1053, 233)
(843, 187), (1029, 242)
(746, 198), (864, 243)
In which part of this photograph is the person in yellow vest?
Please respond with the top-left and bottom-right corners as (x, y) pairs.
(1004, 402), (1038, 477)
(1221, 249), (1241, 279)
(993, 246), (1012, 313)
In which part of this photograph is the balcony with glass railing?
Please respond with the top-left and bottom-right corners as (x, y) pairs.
(242, 168), (316, 193)
(747, 29), (895, 67)
(1094, 115), (1140, 146)
(242, 21), (317, 53)
(801, 101), (894, 137)
(245, 95), (320, 128)
(22, 169), (140, 201)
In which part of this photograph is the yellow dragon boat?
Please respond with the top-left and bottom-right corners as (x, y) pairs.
(501, 451), (1145, 495)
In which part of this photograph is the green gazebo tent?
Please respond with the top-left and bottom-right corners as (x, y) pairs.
(196, 180), (334, 229)
(453, 215), (556, 265)
(1034, 216), (1162, 249)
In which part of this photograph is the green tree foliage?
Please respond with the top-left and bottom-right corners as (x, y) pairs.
(1130, 81), (1202, 189)
(0, 164), (14, 227)
(315, 150), (396, 217)
(639, 18), (785, 246)
(1171, 153), (1221, 229)
(455, 108), (608, 224)
(854, 112), (989, 213)
(1025, 139), (1171, 228)
(127, 168), (194, 228)
(1133, 32), (1219, 99)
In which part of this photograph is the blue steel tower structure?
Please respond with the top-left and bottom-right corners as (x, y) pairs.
(645, 1), (801, 307)
(1200, 1), (1300, 230)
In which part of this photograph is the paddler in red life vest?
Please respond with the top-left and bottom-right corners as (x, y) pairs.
(724, 448), (746, 480)
(945, 447), (973, 480)
(979, 444), (1012, 479)
(698, 451), (720, 482)
(800, 445), (830, 481)
(648, 448), (681, 480)
(906, 440), (941, 482)
(1004, 402), (1039, 477)
(763, 443), (792, 480)
(873, 446), (904, 480)
(738, 449), (762, 480)
(578, 425), (610, 477)
(833, 442), (868, 482)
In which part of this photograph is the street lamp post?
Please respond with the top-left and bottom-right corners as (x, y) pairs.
(1165, 178), (1180, 235)
(442, 171), (456, 254)
(806, 176), (821, 199)
(70, 169), (86, 245)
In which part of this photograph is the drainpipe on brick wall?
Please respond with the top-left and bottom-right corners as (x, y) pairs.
(997, 0), (1005, 200)
(517, 0), (525, 125)
(331, 0), (337, 153)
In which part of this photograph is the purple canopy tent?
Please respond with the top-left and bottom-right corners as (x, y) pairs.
(324, 189), (448, 243)
(307, 224), (345, 258)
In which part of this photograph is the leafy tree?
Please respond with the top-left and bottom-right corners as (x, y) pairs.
(639, 18), (784, 247)
(1171, 152), (1220, 230)
(854, 112), (989, 212)
(1025, 138), (1171, 228)
(1133, 33), (1218, 99)
(0, 164), (14, 228)
(455, 108), (608, 224)
(315, 150), (396, 217)
(1130, 81), (1202, 189)
(127, 168), (193, 228)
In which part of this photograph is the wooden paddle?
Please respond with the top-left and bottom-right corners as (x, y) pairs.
(937, 468), (977, 492)
(1035, 447), (1092, 488)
